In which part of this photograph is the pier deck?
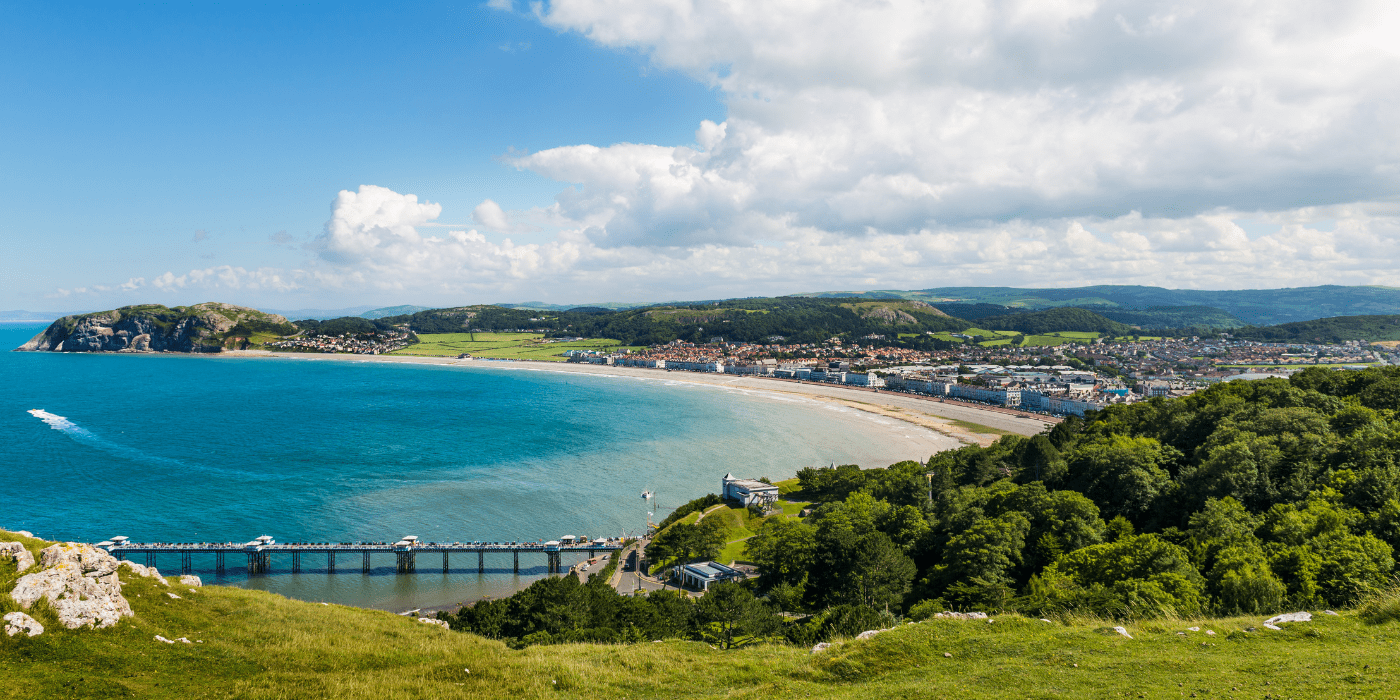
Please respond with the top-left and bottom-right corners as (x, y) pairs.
(96, 536), (625, 575)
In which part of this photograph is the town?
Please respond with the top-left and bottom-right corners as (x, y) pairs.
(265, 329), (415, 355)
(560, 334), (1394, 417)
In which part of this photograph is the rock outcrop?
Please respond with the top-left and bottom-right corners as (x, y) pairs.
(418, 617), (450, 630)
(180, 575), (202, 587)
(10, 543), (143, 629)
(3, 612), (43, 637)
(15, 303), (291, 353)
(1, 542), (35, 572)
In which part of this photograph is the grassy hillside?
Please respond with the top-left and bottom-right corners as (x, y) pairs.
(5, 526), (1400, 699)
(976, 307), (1132, 337)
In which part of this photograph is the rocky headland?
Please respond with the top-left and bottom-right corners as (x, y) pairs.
(14, 303), (294, 353)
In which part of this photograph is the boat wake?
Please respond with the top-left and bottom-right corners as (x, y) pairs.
(25, 408), (275, 479)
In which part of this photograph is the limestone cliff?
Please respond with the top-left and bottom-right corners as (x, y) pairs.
(14, 302), (293, 353)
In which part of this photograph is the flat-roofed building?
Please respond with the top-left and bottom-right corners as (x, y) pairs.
(721, 473), (779, 507)
(677, 561), (746, 590)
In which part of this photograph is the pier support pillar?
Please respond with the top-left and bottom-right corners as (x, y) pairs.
(181, 552), (192, 575)
(292, 552), (301, 573)
(215, 552), (225, 575)
(328, 552), (335, 573)
(363, 552), (370, 573)
(512, 551), (518, 574)
(442, 551), (449, 573)
(395, 551), (416, 573)
(247, 552), (270, 575)
(146, 553), (156, 568)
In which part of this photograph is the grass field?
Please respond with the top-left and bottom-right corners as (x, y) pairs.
(392, 333), (637, 362)
(6, 524), (1400, 699)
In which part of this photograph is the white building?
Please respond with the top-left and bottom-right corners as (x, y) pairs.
(676, 561), (745, 590)
(721, 473), (779, 507)
(844, 372), (885, 387)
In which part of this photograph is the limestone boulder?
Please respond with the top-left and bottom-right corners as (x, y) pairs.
(3, 612), (44, 637)
(11, 543), (133, 629)
(931, 611), (988, 620)
(1, 542), (35, 572)
(179, 575), (202, 587)
(855, 628), (889, 640)
(119, 560), (170, 585)
(1264, 612), (1312, 625)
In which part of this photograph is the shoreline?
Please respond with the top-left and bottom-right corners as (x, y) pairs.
(215, 349), (1053, 446)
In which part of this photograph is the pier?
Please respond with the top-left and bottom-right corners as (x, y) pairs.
(96, 534), (624, 575)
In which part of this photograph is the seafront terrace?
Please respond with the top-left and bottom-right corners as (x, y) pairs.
(97, 535), (625, 576)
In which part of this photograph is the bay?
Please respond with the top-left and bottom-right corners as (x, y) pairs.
(0, 322), (940, 610)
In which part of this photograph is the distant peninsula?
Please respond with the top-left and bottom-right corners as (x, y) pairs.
(14, 303), (295, 353)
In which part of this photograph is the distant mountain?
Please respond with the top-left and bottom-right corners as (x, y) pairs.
(801, 285), (1400, 326)
(360, 305), (431, 319)
(496, 300), (662, 311)
(0, 310), (90, 322)
(264, 305), (377, 320)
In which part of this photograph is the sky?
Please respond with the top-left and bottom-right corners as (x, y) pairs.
(3, 0), (1400, 312)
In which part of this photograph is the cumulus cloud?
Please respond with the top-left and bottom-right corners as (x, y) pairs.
(508, 0), (1400, 257)
(67, 182), (1400, 305)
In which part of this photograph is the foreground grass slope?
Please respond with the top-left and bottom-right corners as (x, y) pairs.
(4, 531), (1400, 699)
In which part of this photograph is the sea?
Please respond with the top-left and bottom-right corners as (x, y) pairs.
(0, 322), (937, 610)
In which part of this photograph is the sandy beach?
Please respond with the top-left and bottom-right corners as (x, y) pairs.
(221, 350), (1055, 451)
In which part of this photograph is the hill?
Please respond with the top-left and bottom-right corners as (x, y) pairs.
(382, 297), (966, 345)
(1230, 314), (1400, 343)
(13, 303), (295, 353)
(360, 305), (431, 319)
(803, 285), (1400, 326)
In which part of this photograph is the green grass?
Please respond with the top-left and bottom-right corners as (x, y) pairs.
(10, 530), (1400, 698)
(6, 543), (1400, 699)
(392, 333), (636, 362)
(948, 419), (1019, 436)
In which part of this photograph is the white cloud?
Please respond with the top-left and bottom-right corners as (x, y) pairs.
(504, 0), (1400, 259)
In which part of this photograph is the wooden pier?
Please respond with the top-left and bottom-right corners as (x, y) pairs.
(96, 535), (623, 576)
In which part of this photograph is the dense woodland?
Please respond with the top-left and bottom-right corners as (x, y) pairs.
(442, 369), (1400, 646)
(1228, 314), (1400, 343)
(440, 366), (1400, 648)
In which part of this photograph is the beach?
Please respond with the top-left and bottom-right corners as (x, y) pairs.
(223, 350), (1055, 450)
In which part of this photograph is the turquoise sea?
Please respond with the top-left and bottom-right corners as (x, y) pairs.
(0, 322), (934, 610)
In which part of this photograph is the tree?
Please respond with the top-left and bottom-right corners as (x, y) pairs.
(745, 518), (817, 590)
(1064, 435), (1177, 527)
(933, 512), (1030, 609)
(694, 582), (780, 649)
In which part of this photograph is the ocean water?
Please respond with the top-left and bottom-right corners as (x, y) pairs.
(0, 322), (935, 610)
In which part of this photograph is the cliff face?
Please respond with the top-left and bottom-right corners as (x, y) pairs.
(15, 302), (292, 353)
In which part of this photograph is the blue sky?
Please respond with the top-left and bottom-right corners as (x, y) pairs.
(1, 2), (719, 309)
(4, 1), (1399, 312)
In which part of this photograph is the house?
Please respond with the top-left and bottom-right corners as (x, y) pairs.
(676, 561), (746, 590)
(721, 473), (779, 507)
